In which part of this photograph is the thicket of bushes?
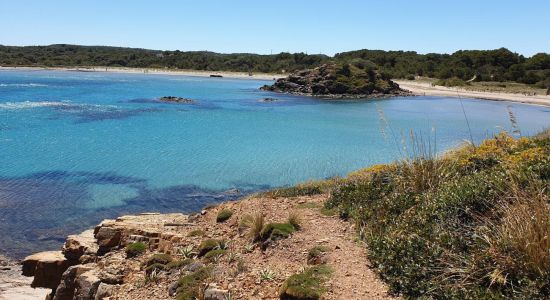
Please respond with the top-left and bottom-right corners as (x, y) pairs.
(325, 131), (550, 298)
(1, 44), (549, 87)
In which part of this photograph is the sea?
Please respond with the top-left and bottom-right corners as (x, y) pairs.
(1, 69), (549, 258)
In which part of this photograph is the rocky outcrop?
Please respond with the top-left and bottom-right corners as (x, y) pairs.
(22, 251), (69, 290)
(20, 212), (189, 299)
(63, 230), (98, 265)
(261, 63), (410, 99)
(158, 96), (195, 103)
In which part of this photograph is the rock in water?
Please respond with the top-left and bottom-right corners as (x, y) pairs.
(158, 96), (195, 103)
(261, 63), (410, 99)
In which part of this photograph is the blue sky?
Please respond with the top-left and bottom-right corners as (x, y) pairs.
(1, 0), (548, 56)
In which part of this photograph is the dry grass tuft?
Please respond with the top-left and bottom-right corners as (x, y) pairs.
(249, 213), (265, 242)
(489, 190), (550, 277)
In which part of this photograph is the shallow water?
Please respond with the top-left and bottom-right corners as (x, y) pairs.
(1, 70), (549, 258)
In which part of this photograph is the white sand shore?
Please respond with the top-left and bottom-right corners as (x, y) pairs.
(0, 66), (284, 81)
(395, 80), (550, 107)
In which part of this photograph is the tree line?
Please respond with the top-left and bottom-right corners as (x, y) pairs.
(1, 44), (549, 87)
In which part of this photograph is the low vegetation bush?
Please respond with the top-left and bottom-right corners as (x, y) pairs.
(203, 249), (226, 262)
(326, 131), (550, 298)
(216, 209), (233, 223)
(259, 223), (296, 242)
(176, 266), (213, 300)
(145, 253), (173, 267)
(197, 239), (222, 257)
(165, 258), (194, 270)
(279, 265), (332, 300)
(125, 242), (146, 258)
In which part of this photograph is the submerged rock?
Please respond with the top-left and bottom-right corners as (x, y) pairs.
(259, 97), (279, 102)
(159, 96), (195, 103)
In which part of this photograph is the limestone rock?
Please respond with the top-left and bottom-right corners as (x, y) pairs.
(63, 229), (98, 264)
(94, 282), (115, 300)
(204, 284), (230, 300)
(54, 264), (96, 300)
(22, 251), (69, 289)
(94, 226), (122, 252)
(74, 269), (101, 300)
(168, 281), (179, 297)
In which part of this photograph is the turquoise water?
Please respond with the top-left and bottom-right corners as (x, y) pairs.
(1, 69), (549, 257)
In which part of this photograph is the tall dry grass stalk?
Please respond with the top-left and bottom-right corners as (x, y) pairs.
(491, 189), (550, 277)
(249, 213), (265, 242)
(506, 105), (521, 137)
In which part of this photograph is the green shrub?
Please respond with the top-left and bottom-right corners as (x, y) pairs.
(279, 265), (332, 299)
(203, 249), (226, 262)
(216, 209), (233, 223)
(125, 242), (146, 258)
(145, 253), (173, 267)
(260, 223), (295, 241)
(197, 239), (221, 257)
(176, 266), (213, 300)
(165, 258), (194, 270)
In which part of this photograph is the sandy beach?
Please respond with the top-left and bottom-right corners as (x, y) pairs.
(395, 80), (550, 107)
(0, 66), (284, 81)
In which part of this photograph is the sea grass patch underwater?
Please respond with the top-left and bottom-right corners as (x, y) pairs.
(326, 131), (550, 299)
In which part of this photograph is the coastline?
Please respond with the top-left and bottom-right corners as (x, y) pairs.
(0, 66), (284, 81)
(394, 80), (550, 107)
(2, 65), (549, 107)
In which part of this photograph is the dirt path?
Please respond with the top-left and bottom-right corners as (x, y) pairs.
(112, 194), (397, 299)
(395, 80), (550, 107)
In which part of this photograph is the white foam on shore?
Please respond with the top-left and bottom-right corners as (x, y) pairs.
(0, 83), (48, 87)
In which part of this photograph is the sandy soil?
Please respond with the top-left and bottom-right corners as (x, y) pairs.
(395, 80), (550, 107)
(0, 66), (284, 81)
(112, 194), (397, 299)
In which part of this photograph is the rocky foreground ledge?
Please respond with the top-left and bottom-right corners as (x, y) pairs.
(18, 195), (396, 300)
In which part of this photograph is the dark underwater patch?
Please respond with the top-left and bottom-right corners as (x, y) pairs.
(0, 170), (252, 259)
